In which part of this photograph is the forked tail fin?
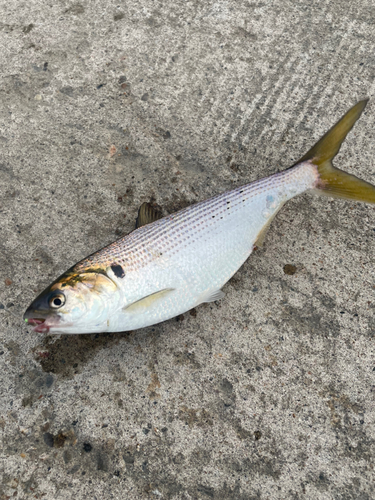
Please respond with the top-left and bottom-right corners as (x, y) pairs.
(295, 99), (375, 203)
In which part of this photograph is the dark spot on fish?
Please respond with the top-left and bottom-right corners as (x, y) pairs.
(240, 190), (243, 194)
(283, 264), (297, 275)
(61, 283), (67, 287)
(111, 264), (125, 279)
(227, 201), (230, 204)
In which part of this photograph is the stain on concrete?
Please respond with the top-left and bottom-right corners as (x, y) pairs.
(178, 406), (213, 428)
(174, 350), (201, 368)
(283, 263), (297, 275)
(33, 333), (129, 378)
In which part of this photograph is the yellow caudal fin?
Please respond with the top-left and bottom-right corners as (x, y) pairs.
(295, 99), (375, 204)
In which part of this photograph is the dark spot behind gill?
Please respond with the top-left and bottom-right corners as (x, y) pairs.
(111, 264), (125, 279)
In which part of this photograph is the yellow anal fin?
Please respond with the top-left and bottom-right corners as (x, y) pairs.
(135, 202), (162, 229)
(254, 206), (284, 248)
(254, 216), (275, 248)
(124, 288), (175, 313)
(295, 99), (375, 204)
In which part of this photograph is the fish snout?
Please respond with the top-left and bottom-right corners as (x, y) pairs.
(23, 305), (58, 333)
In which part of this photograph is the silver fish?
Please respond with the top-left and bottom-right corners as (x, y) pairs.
(24, 99), (375, 334)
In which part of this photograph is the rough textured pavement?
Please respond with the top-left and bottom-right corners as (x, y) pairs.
(1, 1), (375, 499)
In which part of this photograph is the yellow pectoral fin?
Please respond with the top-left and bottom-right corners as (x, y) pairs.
(124, 288), (175, 313)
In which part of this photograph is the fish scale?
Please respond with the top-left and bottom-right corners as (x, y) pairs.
(23, 100), (375, 334)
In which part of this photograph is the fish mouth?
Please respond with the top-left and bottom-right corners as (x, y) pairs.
(26, 318), (45, 325)
(25, 318), (51, 333)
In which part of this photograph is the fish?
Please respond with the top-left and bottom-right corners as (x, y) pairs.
(24, 99), (375, 334)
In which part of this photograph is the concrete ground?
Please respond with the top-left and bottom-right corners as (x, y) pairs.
(1, 0), (375, 498)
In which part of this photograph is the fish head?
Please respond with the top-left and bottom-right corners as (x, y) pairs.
(24, 268), (119, 334)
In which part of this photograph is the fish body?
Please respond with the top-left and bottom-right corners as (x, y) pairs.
(24, 100), (375, 334)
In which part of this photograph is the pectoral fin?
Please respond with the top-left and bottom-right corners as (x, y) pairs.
(124, 288), (175, 313)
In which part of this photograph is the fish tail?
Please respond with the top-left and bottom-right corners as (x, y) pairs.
(296, 99), (375, 204)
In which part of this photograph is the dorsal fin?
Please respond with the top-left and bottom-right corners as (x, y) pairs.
(135, 202), (162, 229)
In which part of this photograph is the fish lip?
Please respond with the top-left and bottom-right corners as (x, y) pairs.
(24, 306), (63, 333)
(32, 322), (50, 333)
(26, 318), (45, 326)
(26, 317), (74, 334)
(24, 318), (50, 333)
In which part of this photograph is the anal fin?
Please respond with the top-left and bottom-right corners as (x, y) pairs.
(254, 204), (284, 248)
(202, 289), (225, 303)
(254, 216), (275, 248)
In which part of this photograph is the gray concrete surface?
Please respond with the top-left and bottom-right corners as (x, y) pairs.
(1, 0), (375, 498)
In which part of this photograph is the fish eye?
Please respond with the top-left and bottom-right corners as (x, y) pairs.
(49, 293), (65, 309)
